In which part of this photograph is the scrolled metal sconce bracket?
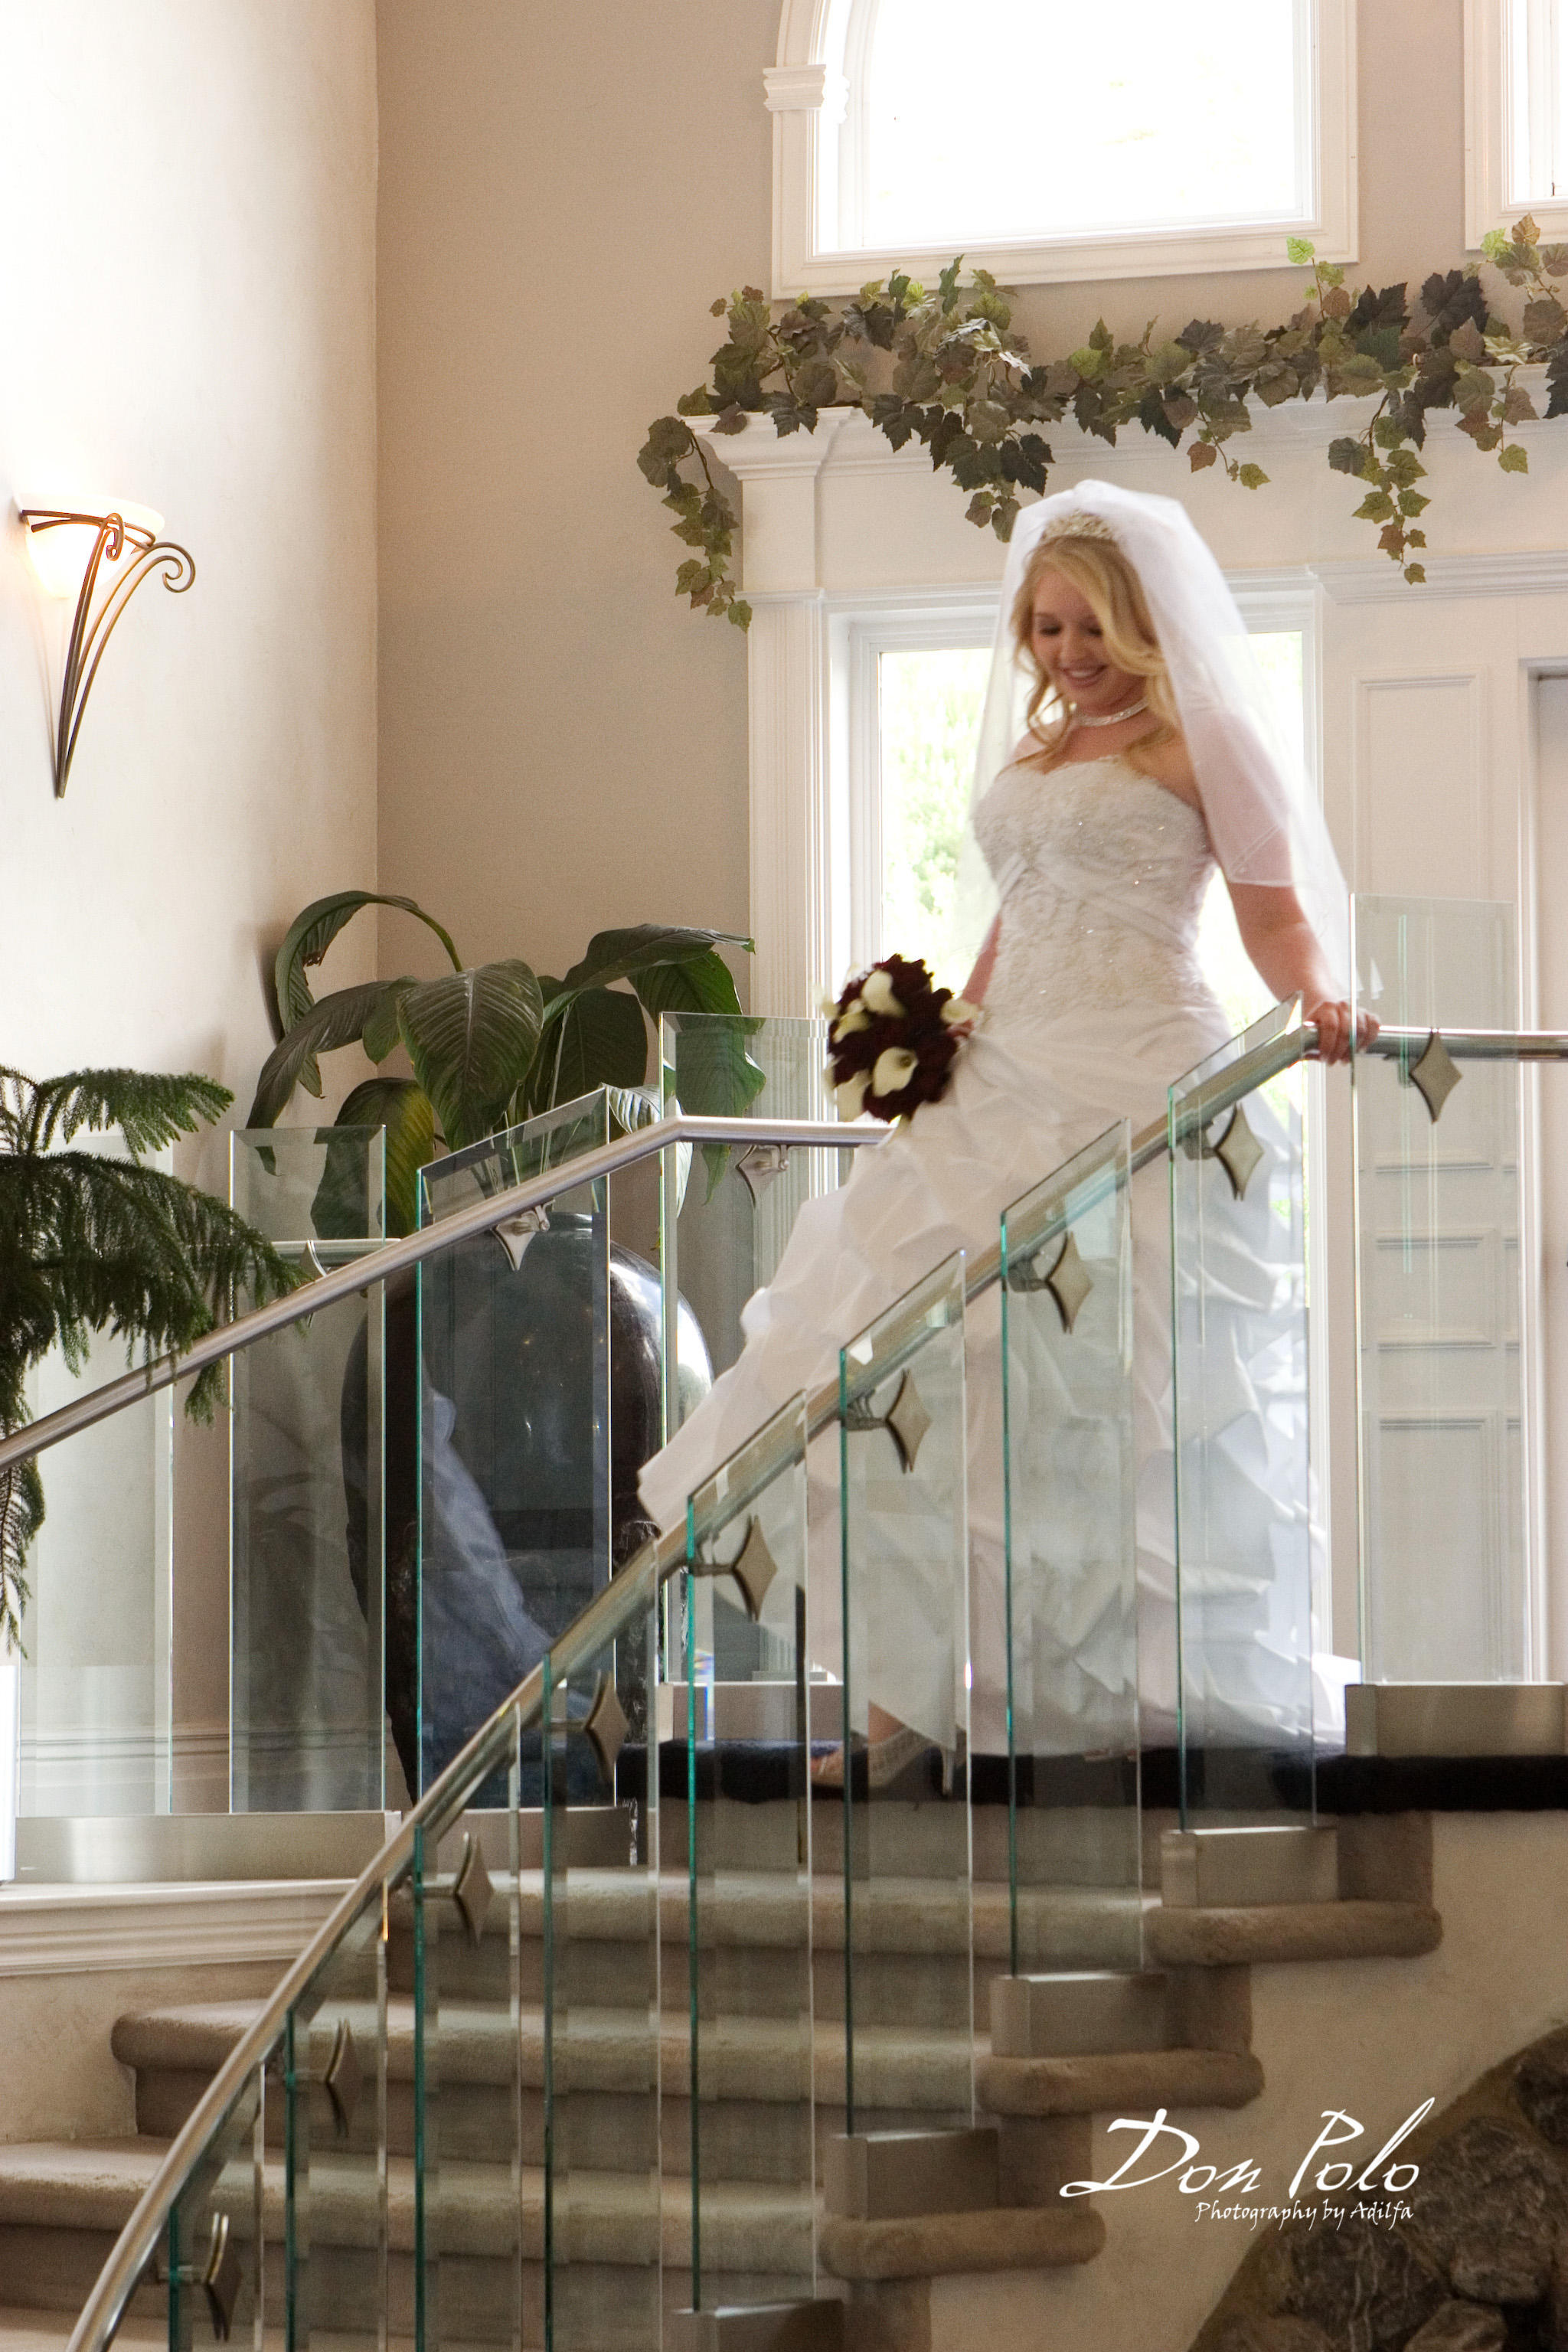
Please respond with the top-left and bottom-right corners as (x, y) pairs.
(18, 508), (195, 799)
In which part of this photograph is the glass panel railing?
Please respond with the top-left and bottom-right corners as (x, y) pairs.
(835, 1251), (972, 2141)
(657, 1012), (846, 1690)
(1170, 1000), (1315, 1824)
(658, 1011), (841, 1432)
(417, 1094), (611, 1797)
(1352, 897), (1527, 1682)
(283, 1900), (393, 2352)
(162, 2063), (264, 2352)
(675, 1395), (815, 2324)
(230, 1125), (387, 1813)
(537, 1628), (662, 2347)
(1000, 1121), (1142, 1975)
(18, 1132), (174, 1820)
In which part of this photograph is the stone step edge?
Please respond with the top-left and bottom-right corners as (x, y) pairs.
(819, 2200), (1104, 2280)
(978, 2047), (1265, 2118)
(1145, 1900), (1442, 1967)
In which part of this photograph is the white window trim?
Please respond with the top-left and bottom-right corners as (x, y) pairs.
(1466, 0), (1568, 243)
(831, 591), (998, 978)
(766, 0), (1359, 298)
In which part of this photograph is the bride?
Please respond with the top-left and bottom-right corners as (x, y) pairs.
(638, 480), (1363, 1765)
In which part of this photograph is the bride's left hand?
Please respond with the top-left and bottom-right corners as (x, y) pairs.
(1305, 997), (1379, 1063)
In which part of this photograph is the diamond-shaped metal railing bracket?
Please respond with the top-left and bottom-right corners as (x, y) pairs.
(151, 2210), (243, 2340)
(1213, 1102), (1266, 1201)
(494, 1204), (549, 1272)
(1406, 1028), (1462, 1124)
(322, 2016), (362, 2139)
(583, 1671), (629, 1784)
(728, 1515), (779, 1622)
(884, 1370), (933, 1475)
(451, 1833), (494, 1947)
(735, 1141), (789, 1207)
(1044, 1230), (1094, 1335)
(202, 2213), (243, 2342)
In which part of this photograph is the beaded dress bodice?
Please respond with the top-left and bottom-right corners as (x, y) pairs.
(974, 753), (1217, 1021)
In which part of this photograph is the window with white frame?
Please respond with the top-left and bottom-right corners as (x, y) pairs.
(1468, 0), (1568, 240)
(836, 593), (1312, 1031)
(766, 0), (1357, 296)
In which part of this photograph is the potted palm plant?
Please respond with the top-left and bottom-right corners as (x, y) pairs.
(0, 1066), (296, 1872)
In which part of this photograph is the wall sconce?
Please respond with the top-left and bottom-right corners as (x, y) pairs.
(17, 504), (195, 799)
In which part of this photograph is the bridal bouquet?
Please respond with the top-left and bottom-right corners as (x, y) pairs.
(825, 955), (978, 1123)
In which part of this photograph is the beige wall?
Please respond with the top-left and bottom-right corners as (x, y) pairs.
(375, 0), (1473, 993)
(0, 0), (381, 1788)
(0, 0), (380, 1117)
(375, 0), (772, 994)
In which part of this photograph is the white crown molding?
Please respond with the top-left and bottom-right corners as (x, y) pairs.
(0, 1880), (346, 1977)
(700, 373), (1558, 481)
(1314, 550), (1568, 602)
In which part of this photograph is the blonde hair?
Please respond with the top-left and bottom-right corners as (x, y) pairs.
(1011, 531), (1181, 766)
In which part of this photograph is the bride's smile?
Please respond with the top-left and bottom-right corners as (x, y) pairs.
(1029, 568), (1147, 727)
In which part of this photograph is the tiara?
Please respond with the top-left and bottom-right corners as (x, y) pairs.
(1036, 509), (1119, 549)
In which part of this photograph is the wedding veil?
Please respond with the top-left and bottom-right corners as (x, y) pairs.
(956, 479), (1349, 988)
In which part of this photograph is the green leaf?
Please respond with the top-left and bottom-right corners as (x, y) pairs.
(1327, 435), (1367, 476)
(1352, 488), (1396, 521)
(330, 1077), (436, 1239)
(246, 983), (389, 1127)
(1236, 462), (1270, 489)
(1499, 442), (1530, 472)
(397, 961), (544, 1152)
(363, 977), (417, 1065)
(628, 946), (746, 1025)
(637, 415), (697, 485)
(557, 926), (752, 999)
(1286, 236), (1316, 264)
(270, 892), (461, 1096)
(538, 986), (648, 1109)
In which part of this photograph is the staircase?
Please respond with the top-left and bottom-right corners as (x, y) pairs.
(5, 991), (1558, 2352)
(0, 1800), (1442, 2350)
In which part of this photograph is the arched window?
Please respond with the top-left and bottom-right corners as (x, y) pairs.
(766, 0), (1356, 295)
(1467, 0), (1568, 243)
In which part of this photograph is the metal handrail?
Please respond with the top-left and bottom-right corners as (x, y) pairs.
(60, 1011), (1568, 2350)
(18, 1018), (1566, 1483)
(0, 1113), (879, 1478)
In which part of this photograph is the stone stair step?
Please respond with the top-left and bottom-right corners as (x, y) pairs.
(978, 2047), (1265, 2117)
(0, 2314), (166, 2352)
(1145, 1897), (1441, 1966)
(114, 1999), (978, 2126)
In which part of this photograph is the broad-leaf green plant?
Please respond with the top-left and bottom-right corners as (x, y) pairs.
(247, 893), (763, 1233)
(0, 1067), (298, 1645)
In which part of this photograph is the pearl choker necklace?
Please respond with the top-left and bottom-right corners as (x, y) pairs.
(1067, 696), (1149, 729)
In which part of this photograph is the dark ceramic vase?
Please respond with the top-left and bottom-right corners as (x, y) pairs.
(341, 1220), (710, 1796)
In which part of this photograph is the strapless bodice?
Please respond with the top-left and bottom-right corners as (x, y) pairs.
(973, 753), (1217, 1022)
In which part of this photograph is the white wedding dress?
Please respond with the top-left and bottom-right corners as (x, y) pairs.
(639, 752), (1301, 1753)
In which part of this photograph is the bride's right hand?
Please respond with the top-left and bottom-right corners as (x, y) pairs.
(1305, 997), (1378, 1063)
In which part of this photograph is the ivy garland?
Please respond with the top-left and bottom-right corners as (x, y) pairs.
(638, 220), (1568, 629)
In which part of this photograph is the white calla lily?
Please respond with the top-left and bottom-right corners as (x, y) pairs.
(871, 1046), (918, 1096)
(940, 997), (982, 1027)
(860, 968), (903, 1018)
(832, 1004), (871, 1040)
(835, 1071), (870, 1119)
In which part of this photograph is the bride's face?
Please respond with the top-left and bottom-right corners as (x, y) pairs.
(1029, 568), (1143, 717)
